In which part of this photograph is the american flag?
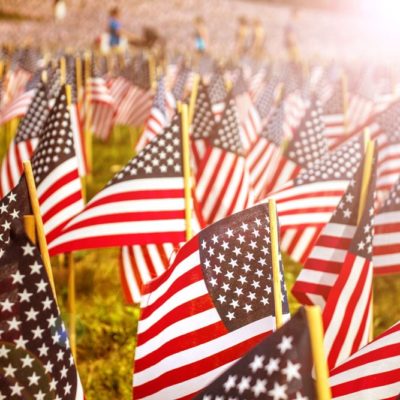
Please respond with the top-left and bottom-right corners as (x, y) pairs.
(171, 63), (190, 102)
(25, 68), (44, 92)
(283, 91), (308, 139)
(195, 96), (254, 225)
(46, 67), (62, 106)
(249, 66), (269, 100)
(0, 176), (32, 259)
(191, 81), (217, 173)
(279, 62), (304, 96)
(14, 46), (40, 74)
(0, 59), (40, 124)
(133, 204), (289, 399)
(112, 57), (153, 127)
(339, 100), (400, 193)
(119, 194), (205, 305)
(66, 57), (88, 177)
(208, 70), (227, 120)
(285, 97), (328, 170)
(233, 72), (262, 151)
(261, 98), (327, 199)
(309, 63), (335, 105)
(374, 101), (400, 193)
(2, 66), (32, 107)
(112, 76), (153, 128)
(120, 242), (180, 305)
(374, 68), (398, 113)
(196, 55), (215, 81)
(322, 79), (347, 149)
(0, 87), (35, 125)
(30, 87), (84, 251)
(48, 114), (186, 254)
(135, 76), (168, 153)
(130, 54), (151, 91)
(108, 76), (131, 116)
(247, 101), (288, 202)
(0, 82), (49, 198)
(87, 65), (116, 142)
(330, 320), (400, 399)
(258, 97), (326, 200)
(254, 76), (279, 124)
(374, 176), (400, 275)
(270, 135), (363, 264)
(194, 307), (316, 400)
(165, 62), (179, 92)
(323, 164), (376, 370)
(346, 72), (377, 134)
(277, 64), (307, 137)
(0, 225), (84, 399)
(292, 153), (365, 308)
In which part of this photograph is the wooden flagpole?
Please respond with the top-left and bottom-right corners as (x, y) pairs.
(274, 82), (285, 106)
(83, 52), (93, 182)
(0, 60), (5, 149)
(65, 84), (78, 359)
(0, 60), (4, 82)
(268, 198), (283, 328)
(305, 306), (332, 400)
(148, 53), (156, 91)
(60, 56), (67, 86)
(180, 103), (193, 241)
(188, 73), (200, 126)
(65, 84), (72, 110)
(358, 139), (374, 225)
(23, 161), (57, 299)
(23, 215), (36, 243)
(41, 69), (48, 84)
(67, 252), (77, 360)
(225, 78), (233, 93)
(358, 136), (375, 342)
(74, 57), (87, 203)
(75, 57), (83, 106)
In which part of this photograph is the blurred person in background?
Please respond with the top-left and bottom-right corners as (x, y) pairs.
(54, 0), (67, 21)
(251, 18), (267, 60)
(193, 16), (208, 54)
(235, 16), (252, 58)
(108, 6), (122, 49)
(284, 8), (301, 63)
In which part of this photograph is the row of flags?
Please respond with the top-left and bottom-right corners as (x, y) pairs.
(2, 51), (400, 276)
(2, 50), (400, 281)
(0, 48), (400, 398)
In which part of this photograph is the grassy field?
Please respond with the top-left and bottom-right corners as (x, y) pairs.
(2, 125), (399, 399)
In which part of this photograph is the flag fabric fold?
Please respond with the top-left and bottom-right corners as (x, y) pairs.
(374, 176), (400, 275)
(292, 153), (365, 308)
(330, 320), (400, 400)
(194, 307), (316, 400)
(323, 155), (376, 370)
(48, 114), (186, 254)
(29, 87), (84, 251)
(195, 95), (254, 225)
(133, 203), (289, 399)
(0, 224), (84, 399)
(0, 82), (49, 198)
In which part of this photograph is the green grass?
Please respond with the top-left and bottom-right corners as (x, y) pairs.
(2, 124), (399, 399)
